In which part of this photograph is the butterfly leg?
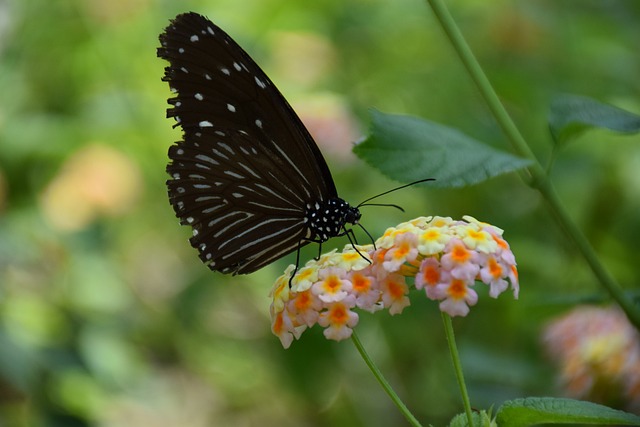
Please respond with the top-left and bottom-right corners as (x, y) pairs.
(357, 223), (377, 250)
(315, 241), (323, 261)
(343, 227), (372, 265)
(289, 240), (304, 288)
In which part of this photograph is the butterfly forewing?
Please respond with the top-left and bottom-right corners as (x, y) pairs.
(158, 12), (341, 274)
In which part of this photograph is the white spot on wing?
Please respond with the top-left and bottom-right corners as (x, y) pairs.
(238, 162), (261, 179)
(195, 154), (219, 165)
(195, 93), (204, 101)
(211, 148), (229, 160)
(190, 35), (199, 42)
(217, 142), (235, 155)
(199, 120), (213, 127)
(255, 76), (266, 89)
(233, 62), (242, 71)
(202, 205), (224, 214)
(227, 103), (236, 112)
(221, 67), (230, 75)
(255, 119), (263, 129)
(224, 170), (245, 179)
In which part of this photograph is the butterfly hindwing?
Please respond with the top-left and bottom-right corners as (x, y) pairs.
(166, 129), (313, 273)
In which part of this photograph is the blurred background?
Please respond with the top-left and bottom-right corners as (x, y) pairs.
(1, 0), (640, 425)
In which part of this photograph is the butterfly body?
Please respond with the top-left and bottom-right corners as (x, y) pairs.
(158, 12), (360, 275)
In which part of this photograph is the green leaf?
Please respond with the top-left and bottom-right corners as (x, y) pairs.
(548, 94), (640, 144)
(449, 410), (495, 427)
(496, 397), (640, 426)
(353, 110), (530, 188)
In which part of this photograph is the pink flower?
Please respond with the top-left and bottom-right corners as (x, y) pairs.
(348, 269), (382, 312)
(479, 255), (510, 298)
(287, 289), (323, 327)
(543, 306), (640, 412)
(440, 239), (480, 281)
(430, 272), (478, 317)
(380, 273), (410, 315)
(382, 232), (419, 272)
(318, 296), (359, 341)
(271, 309), (303, 350)
(415, 257), (441, 300)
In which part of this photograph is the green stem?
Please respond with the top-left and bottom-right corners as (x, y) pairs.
(350, 331), (422, 427)
(442, 312), (474, 427)
(425, 0), (640, 329)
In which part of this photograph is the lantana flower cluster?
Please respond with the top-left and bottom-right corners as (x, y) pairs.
(270, 216), (519, 348)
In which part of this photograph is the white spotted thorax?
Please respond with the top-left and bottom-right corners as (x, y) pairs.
(304, 198), (361, 242)
(158, 13), (361, 275)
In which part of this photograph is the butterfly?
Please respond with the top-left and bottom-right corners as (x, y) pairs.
(157, 12), (365, 276)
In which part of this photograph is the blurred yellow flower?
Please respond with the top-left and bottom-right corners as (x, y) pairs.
(40, 143), (141, 231)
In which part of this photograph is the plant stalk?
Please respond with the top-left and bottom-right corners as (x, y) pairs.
(351, 331), (423, 427)
(425, 0), (640, 328)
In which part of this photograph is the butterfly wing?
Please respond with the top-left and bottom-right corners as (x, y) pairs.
(158, 12), (338, 274)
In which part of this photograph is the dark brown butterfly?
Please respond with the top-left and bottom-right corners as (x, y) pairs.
(158, 12), (362, 275)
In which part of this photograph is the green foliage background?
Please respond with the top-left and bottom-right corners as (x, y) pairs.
(0, 0), (639, 425)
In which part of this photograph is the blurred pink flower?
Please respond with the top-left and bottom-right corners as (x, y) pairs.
(543, 306), (640, 413)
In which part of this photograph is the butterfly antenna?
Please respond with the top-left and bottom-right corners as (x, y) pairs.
(356, 178), (434, 208)
(358, 202), (405, 212)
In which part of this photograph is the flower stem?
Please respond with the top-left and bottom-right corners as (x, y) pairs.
(441, 312), (475, 427)
(425, 0), (640, 329)
(350, 331), (423, 427)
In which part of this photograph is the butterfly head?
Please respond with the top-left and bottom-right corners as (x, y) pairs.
(344, 205), (361, 225)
